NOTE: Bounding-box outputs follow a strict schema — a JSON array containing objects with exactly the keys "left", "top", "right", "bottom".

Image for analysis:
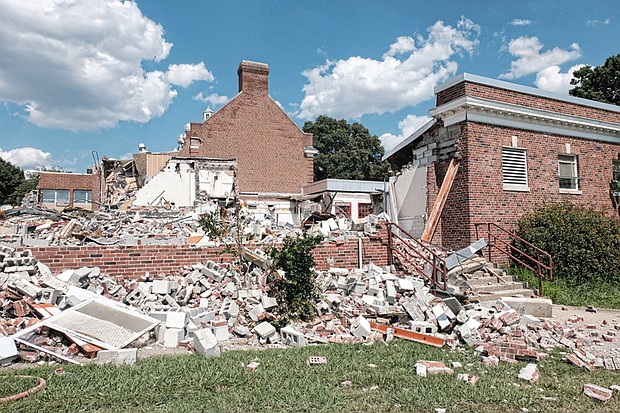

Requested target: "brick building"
[
  {"left": 38, "top": 169, "right": 102, "bottom": 211},
  {"left": 384, "top": 73, "right": 620, "bottom": 249},
  {"left": 178, "top": 60, "right": 315, "bottom": 195}
]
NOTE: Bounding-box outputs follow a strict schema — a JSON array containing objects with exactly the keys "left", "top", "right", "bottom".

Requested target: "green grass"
[
  {"left": 511, "top": 267, "right": 620, "bottom": 309},
  {"left": 1, "top": 342, "right": 619, "bottom": 412}
]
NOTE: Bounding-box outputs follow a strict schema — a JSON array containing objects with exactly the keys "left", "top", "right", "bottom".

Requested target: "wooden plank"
[
  {"left": 421, "top": 159, "right": 459, "bottom": 243},
  {"left": 369, "top": 322, "right": 444, "bottom": 348}
]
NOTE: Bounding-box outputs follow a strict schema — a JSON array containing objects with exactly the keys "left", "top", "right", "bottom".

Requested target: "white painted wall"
[{"left": 393, "top": 164, "right": 427, "bottom": 237}]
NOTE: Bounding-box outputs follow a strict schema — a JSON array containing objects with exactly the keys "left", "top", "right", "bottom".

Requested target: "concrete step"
[
  {"left": 467, "top": 275, "right": 515, "bottom": 286},
  {"left": 469, "top": 288, "right": 535, "bottom": 303},
  {"left": 468, "top": 281, "right": 528, "bottom": 293}
]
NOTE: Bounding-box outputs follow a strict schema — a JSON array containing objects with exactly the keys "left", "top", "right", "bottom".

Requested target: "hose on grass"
[{"left": 0, "top": 375, "right": 46, "bottom": 404}]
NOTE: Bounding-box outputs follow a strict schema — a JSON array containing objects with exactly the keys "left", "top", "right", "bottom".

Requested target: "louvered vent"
[{"left": 502, "top": 146, "right": 529, "bottom": 190}]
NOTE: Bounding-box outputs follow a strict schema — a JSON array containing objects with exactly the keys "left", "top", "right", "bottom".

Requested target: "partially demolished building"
[{"left": 384, "top": 73, "right": 620, "bottom": 249}]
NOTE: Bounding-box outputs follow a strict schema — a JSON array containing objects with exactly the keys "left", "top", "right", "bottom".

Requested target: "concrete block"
[
  {"left": 403, "top": 300, "right": 425, "bottom": 321},
  {"left": 152, "top": 280, "right": 173, "bottom": 295},
  {"left": 261, "top": 296, "right": 278, "bottom": 311},
  {"left": 518, "top": 363, "right": 539, "bottom": 383},
  {"left": 166, "top": 311, "right": 187, "bottom": 329},
  {"left": 519, "top": 314, "right": 541, "bottom": 328},
  {"left": 39, "top": 288, "right": 60, "bottom": 304},
  {"left": 351, "top": 315, "right": 371, "bottom": 338},
  {"left": 0, "top": 336, "right": 18, "bottom": 366},
  {"left": 280, "top": 326, "right": 308, "bottom": 347},
  {"left": 248, "top": 303, "right": 265, "bottom": 322},
  {"left": 220, "top": 298, "right": 239, "bottom": 320},
  {"left": 233, "top": 325, "right": 251, "bottom": 336},
  {"left": 501, "top": 297, "right": 553, "bottom": 318},
  {"left": 193, "top": 328, "right": 220, "bottom": 358},
  {"left": 164, "top": 328, "right": 185, "bottom": 348},
  {"left": 96, "top": 348, "right": 138, "bottom": 366},
  {"left": 254, "top": 321, "right": 276, "bottom": 338},
  {"left": 408, "top": 321, "right": 437, "bottom": 334},
  {"left": 443, "top": 297, "right": 463, "bottom": 316}
]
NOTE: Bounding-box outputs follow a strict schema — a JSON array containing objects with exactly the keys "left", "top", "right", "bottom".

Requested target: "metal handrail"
[
  {"left": 386, "top": 222, "right": 448, "bottom": 291},
  {"left": 474, "top": 222, "right": 553, "bottom": 294}
]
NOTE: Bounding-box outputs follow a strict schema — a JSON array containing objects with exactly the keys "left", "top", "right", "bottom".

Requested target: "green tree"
[
  {"left": 569, "top": 54, "right": 620, "bottom": 105},
  {"left": 0, "top": 158, "right": 26, "bottom": 205},
  {"left": 8, "top": 175, "right": 39, "bottom": 205},
  {"left": 303, "top": 116, "right": 390, "bottom": 181}
]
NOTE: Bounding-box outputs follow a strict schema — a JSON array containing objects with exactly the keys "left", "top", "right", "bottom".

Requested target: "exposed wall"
[
  {"left": 178, "top": 61, "right": 314, "bottom": 194},
  {"left": 22, "top": 225, "right": 390, "bottom": 279},
  {"left": 38, "top": 170, "right": 101, "bottom": 211}
]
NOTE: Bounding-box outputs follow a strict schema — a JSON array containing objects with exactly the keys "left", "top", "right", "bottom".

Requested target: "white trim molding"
[{"left": 430, "top": 96, "right": 620, "bottom": 144}]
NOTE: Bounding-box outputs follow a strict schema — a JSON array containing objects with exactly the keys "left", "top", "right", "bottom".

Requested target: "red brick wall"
[
  {"left": 437, "top": 81, "right": 620, "bottom": 124},
  {"left": 178, "top": 61, "right": 314, "bottom": 194},
  {"left": 38, "top": 170, "right": 101, "bottom": 209},
  {"left": 431, "top": 120, "right": 620, "bottom": 250},
  {"left": 22, "top": 226, "right": 389, "bottom": 279}
]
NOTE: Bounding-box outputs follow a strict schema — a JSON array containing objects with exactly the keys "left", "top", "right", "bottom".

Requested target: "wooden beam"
[
  {"left": 369, "top": 322, "right": 445, "bottom": 348},
  {"left": 421, "top": 158, "right": 459, "bottom": 243}
]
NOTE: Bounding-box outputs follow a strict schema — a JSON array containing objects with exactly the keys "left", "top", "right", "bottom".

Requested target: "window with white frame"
[
  {"left": 558, "top": 154, "right": 579, "bottom": 191},
  {"left": 41, "top": 189, "right": 70, "bottom": 205},
  {"left": 73, "top": 190, "right": 92, "bottom": 205},
  {"left": 502, "top": 146, "right": 529, "bottom": 191}
]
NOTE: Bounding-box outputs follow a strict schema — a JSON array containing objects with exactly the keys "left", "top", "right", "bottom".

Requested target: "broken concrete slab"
[{"left": 501, "top": 296, "right": 553, "bottom": 318}]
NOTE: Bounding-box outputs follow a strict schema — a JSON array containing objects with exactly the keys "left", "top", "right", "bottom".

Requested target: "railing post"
[
  {"left": 387, "top": 223, "right": 393, "bottom": 267},
  {"left": 487, "top": 223, "right": 492, "bottom": 264}
]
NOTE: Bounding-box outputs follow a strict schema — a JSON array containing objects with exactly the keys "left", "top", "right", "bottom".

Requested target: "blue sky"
[{"left": 0, "top": 0, "right": 618, "bottom": 172}]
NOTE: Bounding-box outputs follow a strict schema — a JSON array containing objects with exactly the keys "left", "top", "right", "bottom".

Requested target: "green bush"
[
  {"left": 198, "top": 210, "right": 227, "bottom": 240},
  {"left": 514, "top": 202, "right": 620, "bottom": 284},
  {"left": 267, "top": 234, "right": 323, "bottom": 325}
]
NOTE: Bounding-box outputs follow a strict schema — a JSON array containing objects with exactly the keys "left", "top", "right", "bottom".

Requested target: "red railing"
[
  {"left": 474, "top": 222, "right": 553, "bottom": 294},
  {"left": 386, "top": 222, "right": 448, "bottom": 291}
]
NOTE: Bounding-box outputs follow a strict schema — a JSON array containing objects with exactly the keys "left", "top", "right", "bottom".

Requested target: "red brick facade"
[
  {"left": 390, "top": 74, "right": 620, "bottom": 250},
  {"left": 178, "top": 61, "right": 314, "bottom": 194},
  {"left": 38, "top": 170, "right": 101, "bottom": 210},
  {"left": 21, "top": 225, "right": 389, "bottom": 279}
]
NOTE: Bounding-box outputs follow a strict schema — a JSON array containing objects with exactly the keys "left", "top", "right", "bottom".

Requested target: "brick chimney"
[{"left": 238, "top": 60, "right": 269, "bottom": 95}]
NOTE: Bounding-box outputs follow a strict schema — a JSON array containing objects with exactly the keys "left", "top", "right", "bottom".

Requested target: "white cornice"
[{"left": 430, "top": 96, "right": 620, "bottom": 143}]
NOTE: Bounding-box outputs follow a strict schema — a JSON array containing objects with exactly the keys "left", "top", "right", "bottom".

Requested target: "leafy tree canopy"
[
  {"left": 0, "top": 158, "right": 26, "bottom": 205},
  {"left": 303, "top": 116, "right": 390, "bottom": 181},
  {"left": 569, "top": 54, "right": 620, "bottom": 105}
]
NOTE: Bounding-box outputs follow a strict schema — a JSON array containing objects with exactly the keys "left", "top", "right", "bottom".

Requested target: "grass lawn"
[
  {"left": 511, "top": 267, "right": 620, "bottom": 309},
  {"left": 1, "top": 341, "right": 619, "bottom": 413}
]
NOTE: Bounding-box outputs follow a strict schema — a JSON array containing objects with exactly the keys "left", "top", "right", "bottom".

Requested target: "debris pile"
[{"left": 1, "top": 238, "right": 619, "bottom": 371}]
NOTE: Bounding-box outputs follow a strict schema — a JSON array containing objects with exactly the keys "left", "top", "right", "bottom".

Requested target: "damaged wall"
[
  {"left": 178, "top": 61, "right": 314, "bottom": 194},
  {"left": 18, "top": 226, "right": 389, "bottom": 278},
  {"left": 132, "top": 158, "right": 235, "bottom": 208},
  {"left": 38, "top": 170, "right": 102, "bottom": 211}
]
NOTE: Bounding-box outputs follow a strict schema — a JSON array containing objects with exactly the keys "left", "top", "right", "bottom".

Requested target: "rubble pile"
[
  {"left": 1, "top": 240, "right": 619, "bottom": 370},
  {"left": 0, "top": 206, "right": 374, "bottom": 248}
]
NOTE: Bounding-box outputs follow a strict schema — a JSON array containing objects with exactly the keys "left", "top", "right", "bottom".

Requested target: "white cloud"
[
  {"left": 500, "top": 36, "right": 581, "bottom": 79},
  {"left": 383, "top": 36, "right": 417, "bottom": 58},
  {"left": 0, "top": 147, "right": 52, "bottom": 170},
  {"left": 165, "top": 63, "right": 214, "bottom": 88},
  {"left": 298, "top": 17, "right": 480, "bottom": 120},
  {"left": 534, "top": 64, "right": 585, "bottom": 94},
  {"left": 586, "top": 18, "right": 610, "bottom": 27},
  {"left": 0, "top": 0, "right": 214, "bottom": 130},
  {"left": 510, "top": 19, "right": 532, "bottom": 26},
  {"left": 380, "top": 114, "right": 432, "bottom": 152},
  {"left": 193, "top": 92, "right": 229, "bottom": 107}
]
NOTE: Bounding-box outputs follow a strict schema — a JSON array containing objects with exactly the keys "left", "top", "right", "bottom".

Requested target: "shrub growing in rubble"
[
  {"left": 268, "top": 234, "right": 323, "bottom": 325},
  {"left": 198, "top": 210, "right": 227, "bottom": 240},
  {"left": 514, "top": 202, "right": 620, "bottom": 284}
]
